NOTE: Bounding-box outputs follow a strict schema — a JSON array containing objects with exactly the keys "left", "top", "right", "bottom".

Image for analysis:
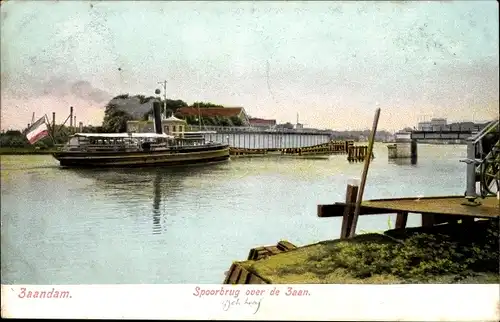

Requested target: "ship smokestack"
[{"left": 152, "top": 101, "right": 163, "bottom": 134}]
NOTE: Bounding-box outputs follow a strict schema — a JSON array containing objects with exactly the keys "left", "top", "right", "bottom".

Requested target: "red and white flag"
[{"left": 25, "top": 116, "right": 50, "bottom": 144}]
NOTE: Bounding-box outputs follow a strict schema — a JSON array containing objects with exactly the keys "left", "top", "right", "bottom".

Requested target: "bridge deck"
[{"left": 410, "top": 131, "right": 475, "bottom": 140}]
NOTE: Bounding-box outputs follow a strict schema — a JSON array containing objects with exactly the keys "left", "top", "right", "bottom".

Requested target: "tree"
[
  {"left": 0, "top": 130, "right": 29, "bottom": 147},
  {"left": 144, "top": 99, "right": 189, "bottom": 119},
  {"left": 276, "top": 122, "right": 294, "bottom": 129},
  {"left": 102, "top": 103, "right": 133, "bottom": 133},
  {"left": 192, "top": 101, "right": 224, "bottom": 108},
  {"left": 113, "top": 94, "right": 130, "bottom": 100},
  {"left": 230, "top": 116, "right": 243, "bottom": 126}
]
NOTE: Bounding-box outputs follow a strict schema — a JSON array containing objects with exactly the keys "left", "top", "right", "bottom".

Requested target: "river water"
[{"left": 1, "top": 143, "right": 469, "bottom": 284}]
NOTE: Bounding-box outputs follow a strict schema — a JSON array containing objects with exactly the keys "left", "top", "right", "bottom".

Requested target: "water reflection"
[
  {"left": 388, "top": 158, "right": 418, "bottom": 166},
  {"left": 152, "top": 171, "right": 163, "bottom": 234},
  {"left": 64, "top": 164, "right": 227, "bottom": 235}
]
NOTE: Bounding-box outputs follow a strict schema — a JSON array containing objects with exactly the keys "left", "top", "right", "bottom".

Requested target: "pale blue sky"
[{"left": 1, "top": 0, "right": 498, "bottom": 131}]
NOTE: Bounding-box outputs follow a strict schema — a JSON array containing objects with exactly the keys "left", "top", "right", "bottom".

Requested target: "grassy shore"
[
  {"left": 240, "top": 218, "right": 500, "bottom": 284},
  {"left": 0, "top": 147, "right": 59, "bottom": 155}
]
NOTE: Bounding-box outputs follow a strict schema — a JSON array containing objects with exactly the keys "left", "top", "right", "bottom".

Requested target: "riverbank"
[
  {"left": 0, "top": 148, "right": 58, "bottom": 155},
  {"left": 228, "top": 218, "right": 500, "bottom": 284}
]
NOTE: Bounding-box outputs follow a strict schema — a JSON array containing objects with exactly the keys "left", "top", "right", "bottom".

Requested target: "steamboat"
[{"left": 52, "top": 102, "right": 230, "bottom": 168}]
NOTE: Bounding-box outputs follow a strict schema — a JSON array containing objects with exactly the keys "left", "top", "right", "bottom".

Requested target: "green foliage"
[
  {"left": 105, "top": 95, "right": 241, "bottom": 128},
  {"left": 135, "top": 95, "right": 156, "bottom": 104},
  {"left": 230, "top": 116, "right": 243, "bottom": 126},
  {"left": 192, "top": 101, "right": 224, "bottom": 108},
  {"left": 277, "top": 122, "right": 295, "bottom": 129},
  {"left": 0, "top": 124, "right": 106, "bottom": 149},
  {"left": 144, "top": 99, "right": 189, "bottom": 119},
  {"left": 276, "top": 219, "right": 499, "bottom": 283},
  {"left": 0, "top": 130, "right": 30, "bottom": 148},
  {"left": 113, "top": 94, "right": 130, "bottom": 99},
  {"left": 102, "top": 103, "right": 133, "bottom": 133}
]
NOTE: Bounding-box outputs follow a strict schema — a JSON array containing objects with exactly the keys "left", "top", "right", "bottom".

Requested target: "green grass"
[{"left": 240, "top": 219, "right": 500, "bottom": 284}]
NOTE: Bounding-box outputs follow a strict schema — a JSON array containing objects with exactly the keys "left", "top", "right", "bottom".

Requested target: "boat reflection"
[
  {"left": 152, "top": 171, "right": 163, "bottom": 234},
  {"left": 64, "top": 163, "right": 228, "bottom": 235}
]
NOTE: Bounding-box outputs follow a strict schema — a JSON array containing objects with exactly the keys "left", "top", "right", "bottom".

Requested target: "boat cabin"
[
  {"left": 62, "top": 131, "right": 221, "bottom": 153},
  {"left": 63, "top": 133, "right": 175, "bottom": 152}
]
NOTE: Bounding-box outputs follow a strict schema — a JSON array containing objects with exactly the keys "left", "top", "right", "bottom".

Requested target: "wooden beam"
[
  {"left": 317, "top": 203, "right": 394, "bottom": 217},
  {"left": 461, "top": 217, "right": 475, "bottom": 225}
]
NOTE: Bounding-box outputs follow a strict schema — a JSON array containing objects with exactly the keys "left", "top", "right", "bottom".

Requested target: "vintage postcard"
[{"left": 1, "top": 0, "right": 499, "bottom": 320}]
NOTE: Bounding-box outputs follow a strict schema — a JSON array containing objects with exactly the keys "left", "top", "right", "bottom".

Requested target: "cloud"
[
  {"left": 70, "top": 80, "right": 112, "bottom": 103},
  {"left": 3, "top": 75, "right": 112, "bottom": 105},
  {"left": 108, "top": 97, "right": 154, "bottom": 119}
]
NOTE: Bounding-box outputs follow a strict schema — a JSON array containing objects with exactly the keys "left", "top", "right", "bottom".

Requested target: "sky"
[{"left": 1, "top": 0, "right": 499, "bottom": 131}]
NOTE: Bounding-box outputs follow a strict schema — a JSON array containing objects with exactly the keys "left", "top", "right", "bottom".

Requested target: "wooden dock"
[
  {"left": 318, "top": 194, "right": 499, "bottom": 238},
  {"left": 229, "top": 140, "right": 357, "bottom": 158},
  {"left": 223, "top": 191, "right": 499, "bottom": 284},
  {"left": 347, "top": 145, "right": 374, "bottom": 162}
]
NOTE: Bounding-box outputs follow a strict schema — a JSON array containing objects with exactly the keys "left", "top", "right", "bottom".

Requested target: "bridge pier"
[
  {"left": 387, "top": 132, "right": 417, "bottom": 164},
  {"left": 411, "top": 139, "right": 418, "bottom": 164}
]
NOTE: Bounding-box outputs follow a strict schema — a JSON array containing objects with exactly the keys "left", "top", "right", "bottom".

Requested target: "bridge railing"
[
  {"left": 187, "top": 125, "right": 334, "bottom": 135},
  {"left": 462, "top": 119, "right": 499, "bottom": 203},
  {"left": 414, "top": 125, "right": 484, "bottom": 133}
]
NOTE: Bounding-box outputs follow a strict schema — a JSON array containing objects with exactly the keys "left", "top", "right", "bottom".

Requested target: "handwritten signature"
[{"left": 222, "top": 297, "right": 263, "bottom": 314}]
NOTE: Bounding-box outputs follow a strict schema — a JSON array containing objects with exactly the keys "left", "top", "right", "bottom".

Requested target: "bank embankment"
[
  {"left": 232, "top": 218, "right": 499, "bottom": 284},
  {"left": 0, "top": 148, "right": 58, "bottom": 155}
]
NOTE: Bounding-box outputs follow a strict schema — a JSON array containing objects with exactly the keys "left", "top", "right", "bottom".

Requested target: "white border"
[{"left": 1, "top": 284, "right": 499, "bottom": 320}]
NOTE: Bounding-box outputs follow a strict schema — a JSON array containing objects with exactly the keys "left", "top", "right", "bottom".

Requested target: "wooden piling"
[
  {"left": 395, "top": 211, "right": 408, "bottom": 229},
  {"left": 51, "top": 112, "right": 56, "bottom": 136},
  {"left": 69, "top": 106, "right": 74, "bottom": 130},
  {"left": 340, "top": 183, "right": 359, "bottom": 239},
  {"left": 348, "top": 108, "right": 381, "bottom": 238}
]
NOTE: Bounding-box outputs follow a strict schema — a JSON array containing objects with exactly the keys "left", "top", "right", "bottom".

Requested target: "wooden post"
[
  {"left": 340, "top": 183, "right": 359, "bottom": 239},
  {"left": 69, "top": 106, "right": 74, "bottom": 129},
  {"left": 395, "top": 211, "right": 408, "bottom": 229},
  {"left": 52, "top": 112, "right": 56, "bottom": 136},
  {"left": 421, "top": 213, "right": 436, "bottom": 227},
  {"left": 411, "top": 139, "right": 418, "bottom": 165},
  {"left": 348, "top": 108, "right": 381, "bottom": 238}
]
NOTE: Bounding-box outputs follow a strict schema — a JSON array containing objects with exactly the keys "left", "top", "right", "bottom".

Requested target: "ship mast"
[{"left": 157, "top": 80, "right": 167, "bottom": 118}]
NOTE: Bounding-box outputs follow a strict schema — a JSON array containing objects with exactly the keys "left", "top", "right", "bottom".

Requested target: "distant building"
[
  {"left": 417, "top": 118, "right": 447, "bottom": 131},
  {"left": 127, "top": 116, "right": 187, "bottom": 136},
  {"left": 176, "top": 106, "right": 250, "bottom": 126},
  {"left": 417, "top": 121, "right": 432, "bottom": 131},
  {"left": 430, "top": 118, "right": 447, "bottom": 131},
  {"left": 249, "top": 118, "right": 277, "bottom": 129},
  {"left": 295, "top": 123, "right": 304, "bottom": 130}
]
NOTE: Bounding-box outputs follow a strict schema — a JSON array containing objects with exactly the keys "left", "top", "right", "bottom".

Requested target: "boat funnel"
[{"left": 152, "top": 101, "right": 163, "bottom": 134}]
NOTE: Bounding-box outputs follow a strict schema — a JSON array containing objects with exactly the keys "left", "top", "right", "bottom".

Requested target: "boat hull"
[{"left": 52, "top": 145, "right": 230, "bottom": 168}]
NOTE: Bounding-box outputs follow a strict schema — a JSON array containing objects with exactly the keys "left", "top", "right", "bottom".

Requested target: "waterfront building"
[{"left": 176, "top": 106, "right": 250, "bottom": 126}]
